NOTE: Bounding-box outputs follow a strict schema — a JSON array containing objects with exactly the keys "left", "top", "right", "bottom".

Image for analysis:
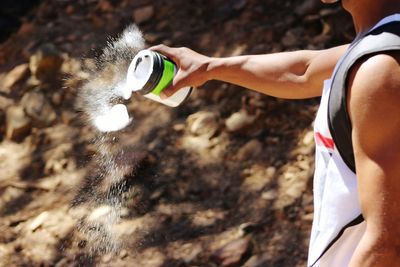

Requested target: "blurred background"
[{"left": 0, "top": 0, "right": 353, "bottom": 266}]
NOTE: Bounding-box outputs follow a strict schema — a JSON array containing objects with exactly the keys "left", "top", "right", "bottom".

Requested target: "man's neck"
[{"left": 345, "top": 1, "right": 400, "bottom": 34}]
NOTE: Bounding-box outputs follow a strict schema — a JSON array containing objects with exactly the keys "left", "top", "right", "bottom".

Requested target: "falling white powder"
[
  {"left": 114, "top": 80, "right": 133, "bottom": 100},
  {"left": 94, "top": 104, "right": 131, "bottom": 132}
]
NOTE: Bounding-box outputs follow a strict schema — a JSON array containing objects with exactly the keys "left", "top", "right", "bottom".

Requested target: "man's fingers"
[
  {"left": 149, "top": 44, "right": 178, "bottom": 63},
  {"left": 160, "top": 85, "right": 175, "bottom": 99},
  {"left": 160, "top": 74, "right": 186, "bottom": 99}
]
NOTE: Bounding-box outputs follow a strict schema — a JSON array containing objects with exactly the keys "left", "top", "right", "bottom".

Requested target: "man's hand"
[{"left": 149, "top": 45, "right": 211, "bottom": 98}]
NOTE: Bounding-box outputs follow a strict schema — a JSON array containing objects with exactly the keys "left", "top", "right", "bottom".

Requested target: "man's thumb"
[{"left": 160, "top": 73, "right": 186, "bottom": 99}]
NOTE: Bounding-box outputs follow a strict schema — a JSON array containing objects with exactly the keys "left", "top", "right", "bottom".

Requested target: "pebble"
[
  {"left": 281, "top": 31, "right": 298, "bottom": 47},
  {"left": 302, "top": 130, "right": 314, "bottom": 146},
  {"left": 28, "top": 211, "right": 50, "bottom": 232},
  {"left": 242, "top": 253, "right": 271, "bottom": 267},
  {"left": 101, "top": 253, "right": 113, "bottom": 263},
  {"left": 187, "top": 111, "right": 219, "bottom": 138},
  {"left": 261, "top": 189, "right": 278, "bottom": 200},
  {"left": 119, "top": 249, "right": 128, "bottom": 259},
  {"left": 236, "top": 139, "right": 263, "bottom": 161},
  {"left": 21, "top": 90, "right": 56, "bottom": 128},
  {"left": 233, "top": 0, "right": 247, "bottom": 10},
  {"left": 96, "top": 0, "right": 113, "bottom": 13},
  {"left": 1, "top": 64, "right": 29, "bottom": 93},
  {"left": 225, "top": 109, "right": 256, "bottom": 132},
  {"left": 133, "top": 5, "right": 154, "bottom": 24},
  {"left": 302, "top": 212, "right": 314, "bottom": 222},
  {"left": 6, "top": 105, "right": 31, "bottom": 141},
  {"left": 29, "top": 43, "right": 63, "bottom": 82},
  {"left": 211, "top": 237, "right": 252, "bottom": 267}
]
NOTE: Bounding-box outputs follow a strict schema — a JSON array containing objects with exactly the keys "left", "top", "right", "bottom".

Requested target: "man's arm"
[
  {"left": 348, "top": 51, "right": 400, "bottom": 267},
  {"left": 151, "top": 44, "right": 348, "bottom": 99}
]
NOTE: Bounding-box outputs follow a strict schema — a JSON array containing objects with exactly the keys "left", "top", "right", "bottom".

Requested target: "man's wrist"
[{"left": 204, "top": 56, "right": 219, "bottom": 81}]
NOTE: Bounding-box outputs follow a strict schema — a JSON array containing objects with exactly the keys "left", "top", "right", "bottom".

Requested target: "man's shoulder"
[
  {"left": 348, "top": 50, "right": 400, "bottom": 98},
  {"left": 347, "top": 50, "right": 400, "bottom": 156}
]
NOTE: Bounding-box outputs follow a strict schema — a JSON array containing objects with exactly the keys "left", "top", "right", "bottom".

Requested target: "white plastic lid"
[{"left": 124, "top": 50, "right": 155, "bottom": 99}]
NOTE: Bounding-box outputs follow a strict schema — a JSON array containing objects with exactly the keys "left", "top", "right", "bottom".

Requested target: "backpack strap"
[
  {"left": 328, "top": 21, "right": 400, "bottom": 173},
  {"left": 309, "top": 22, "right": 400, "bottom": 267}
]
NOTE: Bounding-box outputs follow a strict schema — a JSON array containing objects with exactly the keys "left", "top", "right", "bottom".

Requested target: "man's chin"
[{"left": 321, "top": 0, "right": 340, "bottom": 3}]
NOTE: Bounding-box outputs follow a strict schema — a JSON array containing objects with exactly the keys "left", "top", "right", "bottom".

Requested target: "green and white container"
[{"left": 126, "top": 49, "right": 192, "bottom": 107}]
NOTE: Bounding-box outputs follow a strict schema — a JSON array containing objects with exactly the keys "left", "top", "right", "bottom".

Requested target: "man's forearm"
[
  {"left": 206, "top": 51, "right": 321, "bottom": 99},
  {"left": 204, "top": 45, "right": 349, "bottom": 99}
]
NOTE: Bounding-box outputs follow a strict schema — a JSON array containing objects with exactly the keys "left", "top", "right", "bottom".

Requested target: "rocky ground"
[{"left": 0, "top": 0, "right": 353, "bottom": 266}]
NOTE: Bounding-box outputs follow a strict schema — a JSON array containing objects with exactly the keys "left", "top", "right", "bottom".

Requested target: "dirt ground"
[{"left": 0, "top": 0, "right": 354, "bottom": 266}]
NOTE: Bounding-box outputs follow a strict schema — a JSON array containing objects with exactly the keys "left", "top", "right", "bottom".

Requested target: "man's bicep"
[
  {"left": 347, "top": 52, "right": 400, "bottom": 265},
  {"left": 305, "top": 44, "right": 349, "bottom": 91}
]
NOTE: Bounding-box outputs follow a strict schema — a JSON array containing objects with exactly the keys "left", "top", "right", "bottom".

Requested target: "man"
[{"left": 151, "top": 0, "right": 400, "bottom": 266}]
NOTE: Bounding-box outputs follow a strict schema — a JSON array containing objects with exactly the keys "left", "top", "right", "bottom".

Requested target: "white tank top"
[{"left": 308, "top": 13, "right": 400, "bottom": 267}]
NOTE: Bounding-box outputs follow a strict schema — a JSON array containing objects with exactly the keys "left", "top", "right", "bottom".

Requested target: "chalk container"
[{"left": 126, "top": 49, "right": 192, "bottom": 107}]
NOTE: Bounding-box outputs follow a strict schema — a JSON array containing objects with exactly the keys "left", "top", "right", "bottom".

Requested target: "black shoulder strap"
[
  {"left": 328, "top": 21, "right": 400, "bottom": 173},
  {"left": 309, "top": 21, "right": 400, "bottom": 267}
]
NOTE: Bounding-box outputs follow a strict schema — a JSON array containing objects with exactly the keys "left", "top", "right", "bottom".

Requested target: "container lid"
[{"left": 126, "top": 49, "right": 163, "bottom": 96}]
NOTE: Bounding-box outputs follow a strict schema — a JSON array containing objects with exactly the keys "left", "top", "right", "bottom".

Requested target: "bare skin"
[
  {"left": 347, "top": 51, "right": 400, "bottom": 267},
  {"left": 151, "top": 0, "right": 400, "bottom": 266},
  {"left": 151, "top": 45, "right": 348, "bottom": 99}
]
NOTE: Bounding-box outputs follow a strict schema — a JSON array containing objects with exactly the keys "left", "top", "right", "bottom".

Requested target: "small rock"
[
  {"left": 102, "top": 253, "right": 113, "bottom": 263},
  {"left": 51, "top": 92, "right": 62, "bottom": 105},
  {"left": 61, "top": 111, "right": 75, "bottom": 125},
  {"left": 187, "top": 111, "right": 219, "bottom": 138},
  {"left": 60, "top": 56, "right": 82, "bottom": 75},
  {"left": 233, "top": 0, "right": 247, "bottom": 10},
  {"left": 55, "top": 258, "right": 69, "bottom": 267},
  {"left": 90, "top": 14, "right": 104, "bottom": 28},
  {"left": 239, "top": 222, "right": 259, "bottom": 236},
  {"left": 43, "top": 143, "right": 73, "bottom": 174},
  {"left": 29, "top": 43, "right": 63, "bottom": 83},
  {"left": 261, "top": 189, "right": 277, "bottom": 200},
  {"left": 211, "top": 237, "right": 252, "bottom": 267},
  {"left": 172, "top": 123, "right": 185, "bottom": 132},
  {"left": 6, "top": 105, "right": 31, "bottom": 141},
  {"left": 21, "top": 90, "right": 56, "bottom": 128},
  {"left": 302, "top": 130, "right": 314, "bottom": 146},
  {"left": 182, "top": 244, "right": 203, "bottom": 264},
  {"left": 242, "top": 253, "right": 271, "bottom": 267},
  {"left": 28, "top": 211, "right": 50, "bottom": 232},
  {"left": 96, "top": 0, "right": 113, "bottom": 13},
  {"left": 0, "top": 95, "right": 14, "bottom": 110},
  {"left": 144, "top": 33, "right": 161, "bottom": 43},
  {"left": 242, "top": 166, "right": 276, "bottom": 192},
  {"left": 302, "top": 212, "right": 314, "bottom": 221},
  {"left": 65, "top": 5, "right": 74, "bottom": 15},
  {"left": 25, "top": 76, "right": 41, "bottom": 90},
  {"left": 119, "top": 249, "right": 128, "bottom": 259},
  {"left": 236, "top": 139, "right": 263, "bottom": 161},
  {"left": 225, "top": 109, "right": 256, "bottom": 132},
  {"left": 37, "top": 176, "right": 61, "bottom": 191},
  {"left": 133, "top": 5, "right": 154, "bottom": 24},
  {"left": 295, "top": 0, "right": 323, "bottom": 16},
  {"left": 274, "top": 166, "right": 309, "bottom": 210},
  {"left": 281, "top": 31, "right": 298, "bottom": 47},
  {"left": 1, "top": 64, "right": 29, "bottom": 93},
  {"left": 18, "top": 22, "right": 34, "bottom": 35}
]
